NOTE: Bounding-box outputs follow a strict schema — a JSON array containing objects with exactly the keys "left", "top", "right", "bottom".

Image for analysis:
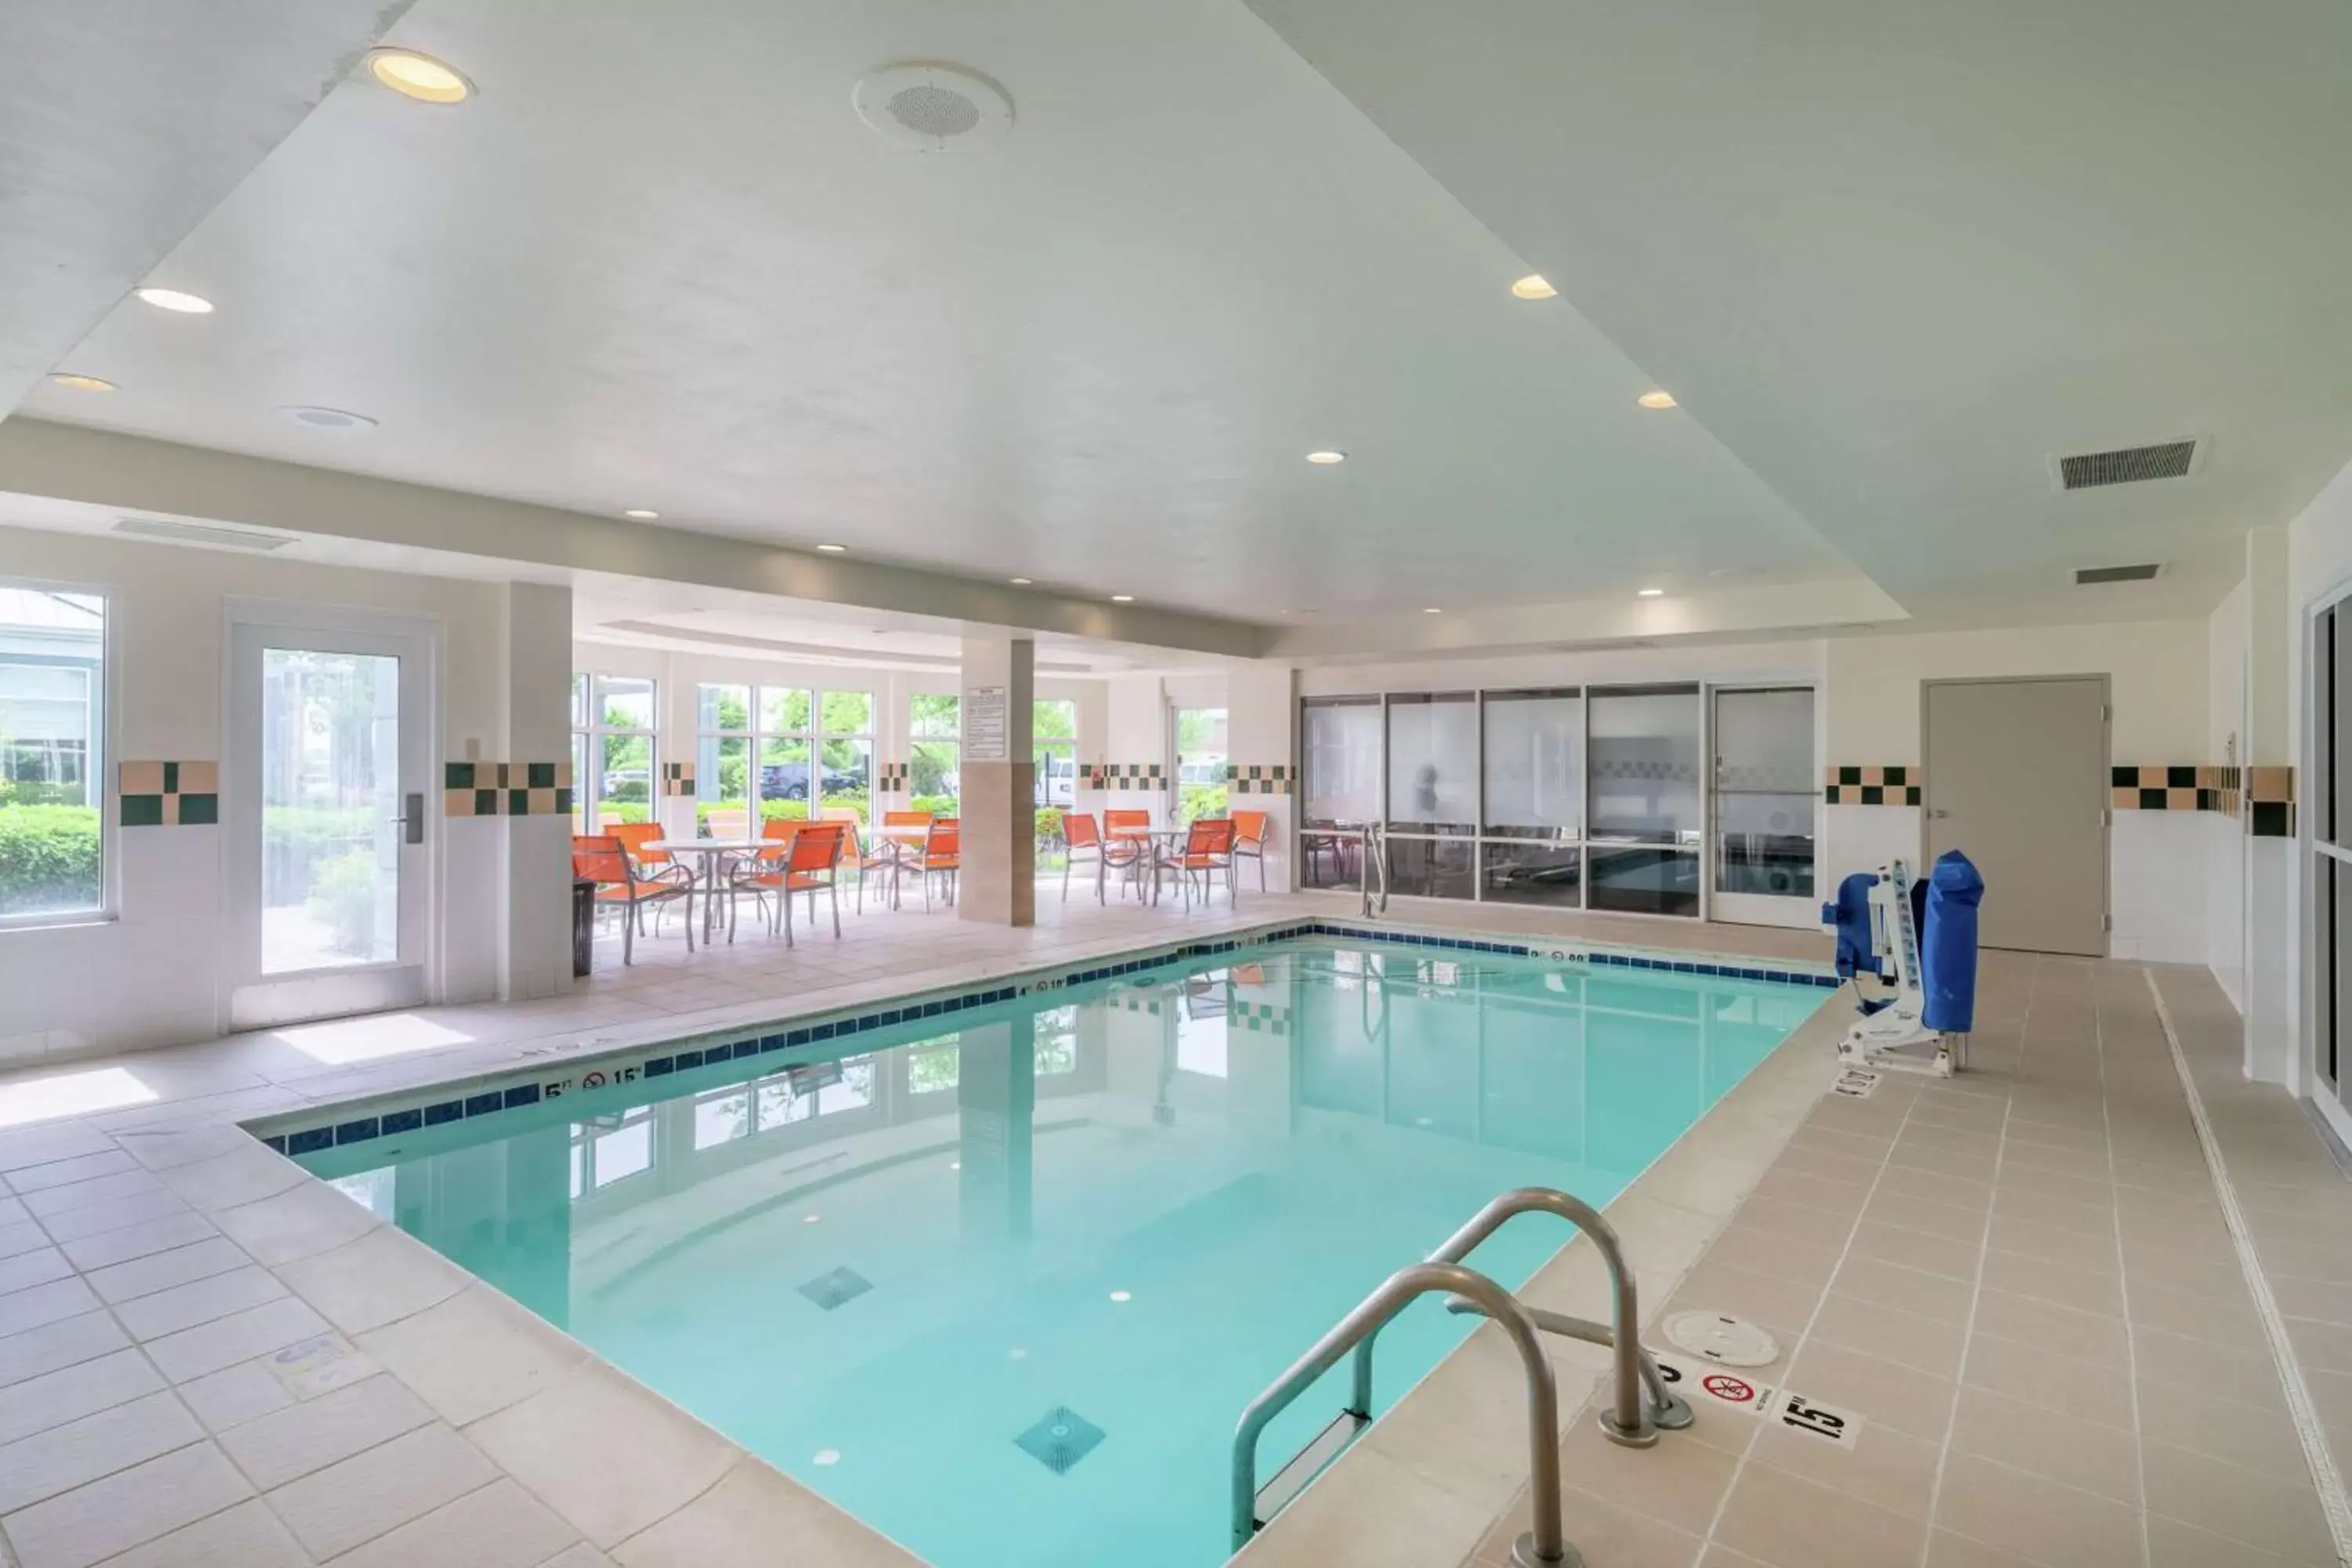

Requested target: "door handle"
[
  {"left": 389, "top": 793, "right": 426, "bottom": 845},
  {"left": 1928, "top": 808, "right": 1950, "bottom": 819}
]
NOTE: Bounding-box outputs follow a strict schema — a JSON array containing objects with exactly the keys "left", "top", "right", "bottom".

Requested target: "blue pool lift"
[{"left": 1820, "top": 851, "right": 1982, "bottom": 1078}]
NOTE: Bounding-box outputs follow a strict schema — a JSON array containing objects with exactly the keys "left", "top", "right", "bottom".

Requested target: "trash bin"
[{"left": 572, "top": 877, "right": 596, "bottom": 977}]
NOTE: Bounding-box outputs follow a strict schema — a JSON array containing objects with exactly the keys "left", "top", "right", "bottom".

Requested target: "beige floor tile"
[
  {"left": 1744, "top": 1410, "right": 1939, "bottom": 1519},
  {"left": 0, "top": 1278, "right": 100, "bottom": 1340},
  {"left": 1947, "top": 1385, "right": 2137, "bottom": 1504},
  {"left": 263, "top": 1421, "right": 498, "bottom": 1559},
  {"left": 54, "top": 1214, "right": 217, "bottom": 1273},
  {"left": 2145, "top": 1513, "right": 2319, "bottom": 1568},
  {"left": 0, "top": 1314, "right": 128, "bottom": 1392},
  {"left": 465, "top": 1363, "right": 737, "bottom": 1550},
  {"left": 1711, "top": 1461, "right": 1926, "bottom": 1568},
  {"left": 85, "top": 1497, "right": 304, "bottom": 1567},
  {"left": 1922, "top": 1526, "right": 2050, "bottom": 1566},
  {"left": 2283, "top": 1314, "right": 2352, "bottom": 1376},
  {"left": 1959, "top": 1331, "right": 2136, "bottom": 1429},
  {"left": 1877, "top": 1164, "right": 1993, "bottom": 1212},
  {"left": 1704, "top": 1221, "right": 1844, "bottom": 1291},
  {"left": 0, "top": 1350, "right": 162, "bottom": 1449},
  {"left": 1808, "top": 1290, "right": 1969, "bottom": 1379},
  {"left": 1970, "top": 1287, "right": 2132, "bottom": 1368},
  {"left": 1845, "top": 1221, "right": 1980, "bottom": 1283},
  {"left": 1978, "top": 1245, "right": 2123, "bottom": 1316},
  {"left": 1780, "top": 1340, "right": 1955, "bottom": 1442},
  {"left": 1999, "top": 1142, "right": 2115, "bottom": 1183},
  {"left": 2140, "top": 1439, "right": 2338, "bottom": 1566},
  {"left": 1546, "top": 1416, "right": 1740, "bottom": 1534},
  {"left": 1747, "top": 1169, "right": 1872, "bottom": 1219},
  {"left": 215, "top": 1373, "right": 433, "bottom": 1490},
  {"left": 0, "top": 1392, "right": 203, "bottom": 1514},
  {"left": 111, "top": 1266, "right": 287, "bottom": 1343},
  {"left": 1733, "top": 1192, "right": 1862, "bottom": 1252},
  {"left": 1768, "top": 1147, "right": 1883, "bottom": 1192},
  {"left": 275, "top": 1225, "right": 470, "bottom": 1337},
  {"left": 1787, "top": 1126, "right": 1893, "bottom": 1165},
  {"left": 1827, "top": 1254, "right": 1976, "bottom": 1327},
  {"left": 1931, "top": 1450, "right": 2139, "bottom": 1568},
  {"left": 2255, "top": 1237, "right": 2352, "bottom": 1284},
  {"left": 81, "top": 1238, "right": 249, "bottom": 1306},
  {"left": 2270, "top": 1274, "right": 2352, "bottom": 1327},
  {"left": 2125, "top": 1277, "right": 2265, "bottom": 1346},
  {"left": 141, "top": 1296, "right": 327, "bottom": 1384},
  {"left": 1987, "top": 1189, "right": 2116, "bottom": 1240},
  {"left": 1887, "top": 1142, "right": 1999, "bottom": 1185},
  {"left": 0, "top": 1443, "right": 252, "bottom": 1568},
  {"left": 2133, "top": 1374, "right": 2307, "bottom": 1474},
  {"left": 328, "top": 1478, "right": 579, "bottom": 1568},
  {"left": 173, "top": 1358, "right": 296, "bottom": 1432},
  {"left": 1861, "top": 1189, "right": 1986, "bottom": 1245},
  {"left": 353, "top": 1286, "right": 587, "bottom": 1428}
]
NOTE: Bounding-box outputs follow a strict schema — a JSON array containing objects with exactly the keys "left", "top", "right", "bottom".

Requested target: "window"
[
  {"left": 910, "top": 693, "right": 959, "bottom": 812},
  {"left": 2315, "top": 602, "right": 2350, "bottom": 1107},
  {"left": 1174, "top": 705, "right": 1229, "bottom": 822},
  {"left": 574, "top": 674, "right": 656, "bottom": 831},
  {"left": 1712, "top": 688, "right": 1817, "bottom": 898},
  {"left": 1035, "top": 1004, "right": 1079, "bottom": 1075},
  {"left": 0, "top": 587, "right": 106, "bottom": 921},
  {"left": 1034, "top": 699, "right": 1076, "bottom": 808},
  {"left": 909, "top": 1033, "right": 961, "bottom": 1093},
  {"left": 1299, "top": 697, "right": 1381, "bottom": 891},
  {"left": 695, "top": 684, "right": 753, "bottom": 835},
  {"left": 1482, "top": 688, "right": 1582, "bottom": 907},
  {"left": 819, "top": 691, "right": 874, "bottom": 823},
  {"left": 568, "top": 1105, "right": 655, "bottom": 1196},
  {"left": 1385, "top": 694, "right": 1475, "bottom": 898},
  {"left": 690, "top": 684, "right": 874, "bottom": 833}
]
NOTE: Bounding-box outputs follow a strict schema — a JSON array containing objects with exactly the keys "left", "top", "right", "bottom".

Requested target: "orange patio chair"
[
  {"left": 1231, "top": 809, "right": 1271, "bottom": 891},
  {"left": 573, "top": 834, "right": 692, "bottom": 964},
  {"left": 1171, "top": 817, "right": 1237, "bottom": 909},
  {"left": 918, "top": 817, "right": 960, "bottom": 910}
]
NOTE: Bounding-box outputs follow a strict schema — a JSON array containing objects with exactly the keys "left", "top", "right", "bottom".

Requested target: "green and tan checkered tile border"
[
  {"left": 1229, "top": 999, "right": 1290, "bottom": 1034},
  {"left": 1090, "top": 763, "right": 1169, "bottom": 791},
  {"left": 1225, "top": 764, "right": 1294, "bottom": 796},
  {"left": 445, "top": 761, "right": 573, "bottom": 818},
  {"left": 1824, "top": 766, "right": 1920, "bottom": 807},
  {"left": 118, "top": 761, "right": 217, "bottom": 826},
  {"left": 878, "top": 762, "right": 910, "bottom": 791},
  {"left": 2100, "top": 765, "right": 2295, "bottom": 836},
  {"left": 660, "top": 761, "right": 695, "bottom": 799}
]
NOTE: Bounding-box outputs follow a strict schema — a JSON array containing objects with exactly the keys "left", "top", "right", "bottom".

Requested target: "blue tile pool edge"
[{"left": 248, "top": 920, "right": 1839, "bottom": 1157}]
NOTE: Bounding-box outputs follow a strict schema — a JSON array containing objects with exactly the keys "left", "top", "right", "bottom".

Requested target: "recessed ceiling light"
[
  {"left": 133, "top": 288, "right": 212, "bottom": 315},
  {"left": 1305, "top": 450, "right": 1347, "bottom": 465},
  {"left": 367, "top": 48, "right": 472, "bottom": 104},
  {"left": 1637, "top": 587, "right": 1665, "bottom": 597},
  {"left": 1111, "top": 594, "right": 1134, "bottom": 603},
  {"left": 813, "top": 1449, "right": 842, "bottom": 1467},
  {"left": 277, "top": 405, "right": 376, "bottom": 431},
  {"left": 1109, "top": 1290, "right": 1132, "bottom": 1303},
  {"left": 1008, "top": 577, "right": 1033, "bottom": 586},
  {"left": 816, "top": 543, "right": 848, "bottom": 554},
  {"left": 1511, "top": 274, "right": 1557, "bottom": 300},
  {"left": 622, "top": 508, "right": 659, "bottom": 521},
  {"left": 1423, "top": 607, "right": 1443, "bottom": 615},
  {"left": 1635, "top": 390, "right": 1679, "bottom": 411},
  {"left": 47, "top": 374, "right": 116, "bottom": 393},
  {"left": 801, "top": 1214, "right": 822, "bottom": 1224}
]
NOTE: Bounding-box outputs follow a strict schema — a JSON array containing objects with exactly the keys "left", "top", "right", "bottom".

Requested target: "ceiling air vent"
[
  {"left": 2053, "top": 438, "right": 2203, "bottom": 492},
  {"left": 112, "top": 517, "right": 296, "bottom": 552},
  {"left": 2074, "top": 563, "right": 2163, "bottom": 586}
]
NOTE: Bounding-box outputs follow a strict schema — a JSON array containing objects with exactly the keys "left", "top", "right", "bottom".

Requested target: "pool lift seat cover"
[{"left": 1821, "top": 853, "right": 1980, "bottom": 1079}]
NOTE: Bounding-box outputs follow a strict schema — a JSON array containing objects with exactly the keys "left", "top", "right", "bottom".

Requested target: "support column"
[
  {"left": 2246, "top": 525, "right": 2294, "bottom": 1084},
  {"left": 959, "top": 635, "right": 1035, "bottom": 925},
  {"left": 498, "top": 582, "right": 575, "bottom": 1000}
]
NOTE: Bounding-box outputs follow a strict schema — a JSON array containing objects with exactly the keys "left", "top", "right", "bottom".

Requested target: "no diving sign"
[{"left": 1650, "top": 1350, "right": 1863, "bottom": 1451}]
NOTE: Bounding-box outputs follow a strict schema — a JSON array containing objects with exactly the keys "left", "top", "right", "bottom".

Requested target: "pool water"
[{"left": 296, "top": 939, "right": 1822, "bottom": 1568}]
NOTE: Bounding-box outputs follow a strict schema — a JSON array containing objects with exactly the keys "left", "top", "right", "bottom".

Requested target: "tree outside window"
[
  {"left": 909, "top": 693, "right": 959, "bottom": 815},
  {"left": 1174, "top": 706, "right": 1229, "bottom": 822},
  {"left": 0, "top": 587, "right": 105, "bottom": 920}
]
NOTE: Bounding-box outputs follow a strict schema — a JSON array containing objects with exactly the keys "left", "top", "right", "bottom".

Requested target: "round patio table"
[{"left": 644, "top": 838, "right": 767, "bottom": 942}]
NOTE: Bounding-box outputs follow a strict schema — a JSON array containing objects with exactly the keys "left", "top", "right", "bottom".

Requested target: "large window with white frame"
[
  {"left": 573, "top": 673, "right": 657, "bottom": 832},
  {"left": 1298, "top": 683, "right": 1809, "bottom": 920},
  {"left": 909, "top": 693, "right": 959, "bottom": 812},
  {"left": 695, "top": 684, "right": 876, "bottom": 832},
  {"left": 0, "top": 586, "right": 106, "bottom": 921}
]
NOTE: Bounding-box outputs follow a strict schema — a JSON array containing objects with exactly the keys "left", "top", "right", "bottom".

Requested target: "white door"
[{"left": 225, "top": 612, "right": 434, "bottom": 1029}]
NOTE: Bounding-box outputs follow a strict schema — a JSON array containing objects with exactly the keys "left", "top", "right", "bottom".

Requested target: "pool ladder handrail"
[
  {"left": 1359, "top": 821, "right": 1387, "bottom": 918},
  {"left": 1231, "top": 1186, "right": 1691, "bottom": 1566}
]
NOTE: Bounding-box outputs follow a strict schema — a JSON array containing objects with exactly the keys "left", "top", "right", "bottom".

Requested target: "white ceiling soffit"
[
  {"left": 0, "top": 0, "right": 412, "bottom": 413},
  {"left": 1243, "top": 0, "right": 2352, "bottom": 621},
  {"left": 16, "top": 0, "right": 1856, "bottom": 624},
  {"left": 0, "top": 419, "right": 1266, "bottom": 658}
]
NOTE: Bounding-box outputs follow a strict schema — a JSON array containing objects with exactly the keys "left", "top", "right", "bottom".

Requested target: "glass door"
[
  {"left": 1711, "top": 686, "right": 1820, "bottom": 927},
  {"left": 227, "top": 614, "right": 434, "bottom": 1029},
  {"left": 1586, "top": 684, "right": 1703, "bottom": 916},
  {"left": 2314, "top": 601, "right": 2350, "bottom": 1128}
]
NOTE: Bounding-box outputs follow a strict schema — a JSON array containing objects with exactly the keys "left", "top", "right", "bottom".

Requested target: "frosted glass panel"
[
  {"left": 261, "top": 648, "right": 400, "bottom": 972},
  {"left": 1483, "top": 689, "right": 1581, "bottom": 839},
  {"left": 1588, "top": 687, "right": 1701, "bottom": 845},
  {"left": 1714, "top": 687, "right": 1816, "bottom": 898},
  {"left": 1302, "top": 700, "right": 1381, "bottom": 826},
  {"left": 1387, "top": 695, "right": 1476, "bottom": 832}
]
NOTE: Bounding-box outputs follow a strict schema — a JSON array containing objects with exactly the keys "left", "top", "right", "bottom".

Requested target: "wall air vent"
[
  {"left": 112, "top": 517, "right": 296, "bottom": 552},
  {"left": 2074, "top": 563, "right": 2163, "bottom": 586},
  {"left": 2053, "top": 438, "right": 2203, "bottom": 491}
]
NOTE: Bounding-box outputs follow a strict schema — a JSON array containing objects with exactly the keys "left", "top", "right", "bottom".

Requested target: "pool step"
[{"left": 1252, "top": 1409, "right": 1370, "bottom": 1531}]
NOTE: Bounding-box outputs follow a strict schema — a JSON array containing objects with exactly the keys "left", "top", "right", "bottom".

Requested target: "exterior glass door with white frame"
[
  {"left": 2311, "top": 599, "right": 2352, "bottom": 1137},
  {"left": 227, "top": 615, "right": 434, "bottom": 1029}
]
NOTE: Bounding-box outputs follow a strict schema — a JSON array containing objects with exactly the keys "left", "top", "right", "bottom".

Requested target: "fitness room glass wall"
[{"left": 1298, "top": 684, "right": 1817, "bottom": 922}]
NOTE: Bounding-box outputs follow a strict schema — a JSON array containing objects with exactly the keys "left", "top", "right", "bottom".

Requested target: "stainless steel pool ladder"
[
  {"left": 1230, "top": 1186, "right": 1689, "bottom": 1567},
  {"left": 1359, "top": 821, "right": 1388, "bottom": 918}
]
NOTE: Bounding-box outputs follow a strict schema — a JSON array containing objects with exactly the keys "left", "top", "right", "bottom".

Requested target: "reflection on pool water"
[{"left": 298, "top": 939, "right": 1823, "bottom": 1568}]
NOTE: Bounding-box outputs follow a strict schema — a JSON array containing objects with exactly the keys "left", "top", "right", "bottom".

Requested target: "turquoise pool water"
[{"left": 296, "top": 938, "right": 1821, "bottom": 1568}]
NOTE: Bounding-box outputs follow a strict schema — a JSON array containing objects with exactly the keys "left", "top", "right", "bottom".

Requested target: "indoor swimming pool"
[{"left": 289, "top": 937, "right": 1825, "bottom": 1568}]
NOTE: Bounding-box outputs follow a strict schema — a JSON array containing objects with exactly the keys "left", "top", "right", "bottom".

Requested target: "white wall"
[
  {"left": 2208, "top": 580, "right": 2251, "bottom": 1011},
  {"left": 0, "top": 526, "right": 543, "bottom": 1062}
]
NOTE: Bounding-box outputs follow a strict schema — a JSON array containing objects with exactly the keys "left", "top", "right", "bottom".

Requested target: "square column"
[{"left": 959, "top": 635, "right": 1036, "bottom": 925}]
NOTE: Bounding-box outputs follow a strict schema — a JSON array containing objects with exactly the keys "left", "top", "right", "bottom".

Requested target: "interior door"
[
  {"left": 226, "top": 614, "right": 434, "bottom": 1029},
  {"left": 1923, "top": 677, "right": 2108, "bottom": 956}
]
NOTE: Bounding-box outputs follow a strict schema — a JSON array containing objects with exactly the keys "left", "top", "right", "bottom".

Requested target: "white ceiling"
[
  {"left": 12, "top": 0, "right": 1851, "bottom": 625},
  {"left": 3, "top": 0, "right": 2336, "bottom": 654}
]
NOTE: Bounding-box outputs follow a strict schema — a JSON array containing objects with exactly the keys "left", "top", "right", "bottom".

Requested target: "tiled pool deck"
[{"left": 0, "top": 891, "right": 2341, "bottom": 1567}]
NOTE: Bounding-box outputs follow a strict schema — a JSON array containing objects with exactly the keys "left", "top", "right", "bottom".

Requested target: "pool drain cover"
[
  {"left": 797, "top": 1267, "right": 873, "bottom": 1310},
  {"left": 1015, "top": 1406, "right": 1105, "bottom": 1474},
  {"left": 1664, "top": 1311, "right": 1780, "bottom": 1367}
]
